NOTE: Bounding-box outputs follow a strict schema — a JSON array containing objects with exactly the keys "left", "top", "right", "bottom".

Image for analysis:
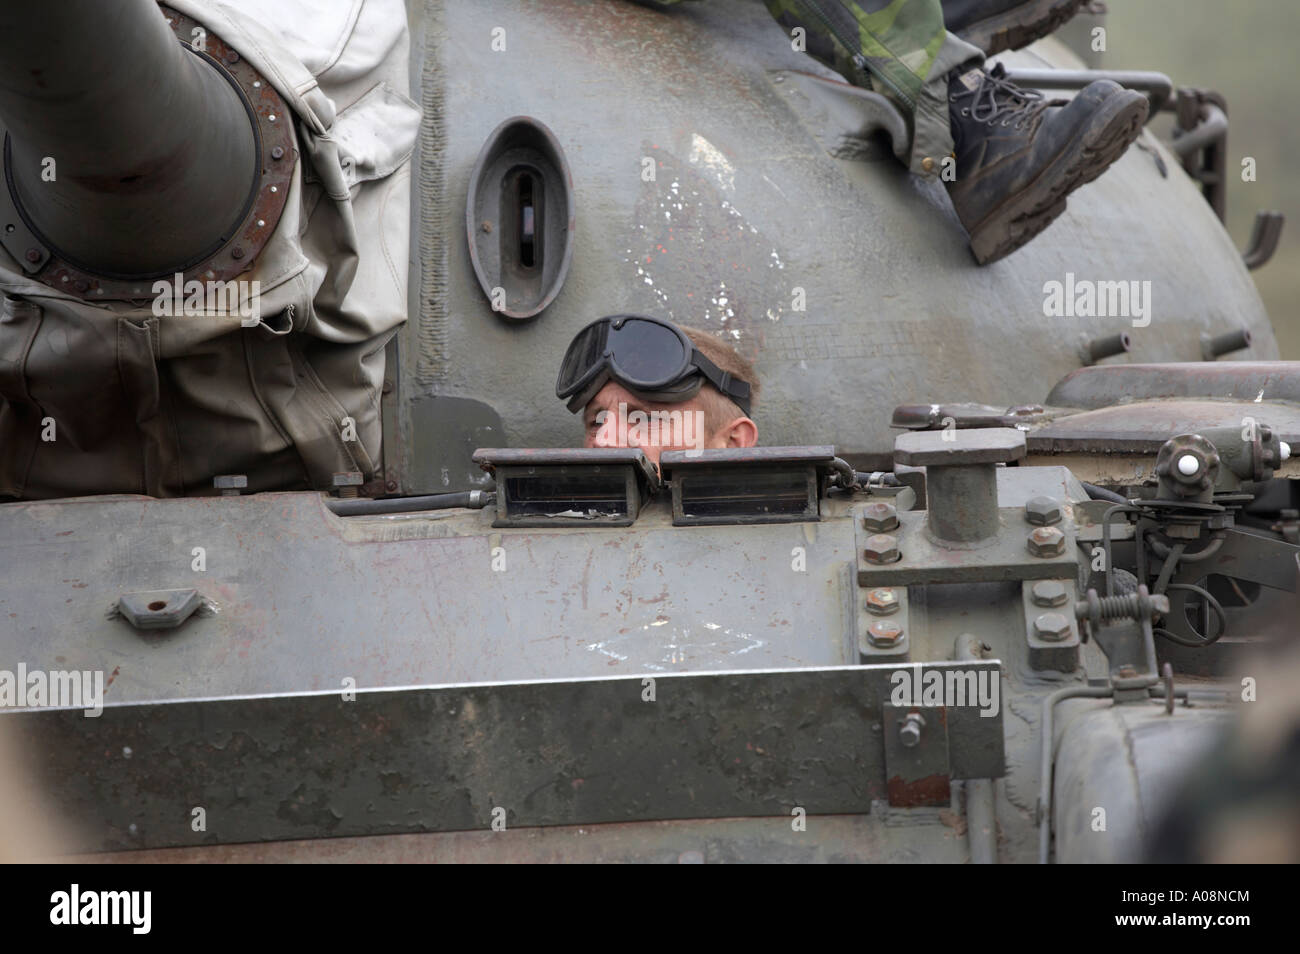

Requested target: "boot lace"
[{"left": 951, "top": 63, "right": 1049, "bottom": 130}]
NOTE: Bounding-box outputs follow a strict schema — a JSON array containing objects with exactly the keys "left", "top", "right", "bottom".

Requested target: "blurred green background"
[{"left": 1062, "top": 0, "right": 1299, "bottom": 357}]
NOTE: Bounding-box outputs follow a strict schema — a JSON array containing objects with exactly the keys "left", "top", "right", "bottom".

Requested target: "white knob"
[
  {"left": 1177, "top": 454, "right": 1200, "bottom": 476},
  {"left": 1281, "top": 441, "right": 1292, "bottom": 462}
]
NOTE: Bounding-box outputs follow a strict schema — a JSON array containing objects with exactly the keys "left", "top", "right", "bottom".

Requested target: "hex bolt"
[
  {"left": 213, "top": 474, "right": 247, "bottom": 496},
  {"left": 271, "top": 145, "right": 285, "bottom": 160},
  {"left": 231, "top": 246, "right": 244, "bottom": 260},
  {"left": 865, "top": 587, "right": 900, "bottom": 615},
  {"left": 863, "top": 533, "right": 901, "bottom": 565},
  {"left": 1033, "top": 612, "right": 1071, "bottom": 642},
  {"left": 24, "top": 247, "right": 41, "bottom": 264},
  {"left": 862, "top": 501, "right": 899, "bottom": 533},
  {"left": 1027, "top": 525, "right": 1066, "bottom": 557},
  {"left": 1024, "top": 495, "right": 1062, "bottom": 526},
  {"left": 867, "top": 620, "right": 904, "bottom": 647},
  {"left": 1031, "top": 580, "right": 1068, "bottom": 608},
  {"left": 899, "top": 712, "right": 925, "bottom": 748},
  {"left": 332, "top": 471, "right": 364, "bottom": 498}
]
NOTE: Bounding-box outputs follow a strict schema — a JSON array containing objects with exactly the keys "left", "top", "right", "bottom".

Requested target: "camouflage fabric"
[{"left": 658, "top": 0, "right": 983, "bottom": 176}]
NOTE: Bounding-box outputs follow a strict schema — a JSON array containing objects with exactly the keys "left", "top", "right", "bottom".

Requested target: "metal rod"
[
  {"left": 0, "top": 0, "right": 258, "bottom": 277},
  {"left": 325, "top": 490, "right": 494, "bottom": 516},
  {"left": 1168, "top": 104, "right": 1228, "bottom": 157},
  {"left": 953, "top": 633, "right": 997, "bottom": 864},
  {"left": 1002, "top": 69, "right": 1174, "bottom": 116}
]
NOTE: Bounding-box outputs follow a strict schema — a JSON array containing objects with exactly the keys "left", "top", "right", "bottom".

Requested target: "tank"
[{"left": 0, "top": 0, "right": 1296, "bottom": 864}]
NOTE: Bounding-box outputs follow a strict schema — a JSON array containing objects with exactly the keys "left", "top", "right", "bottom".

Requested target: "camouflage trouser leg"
[{"left": 761, "top": 0, "right": 984, "bottom": 178}]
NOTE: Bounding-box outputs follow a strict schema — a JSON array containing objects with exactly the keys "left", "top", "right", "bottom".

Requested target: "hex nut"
[
  {"left": 213, "top": 474, "right": 247, "bottom": 489},
  {"left": 863, "top": 533, "right": 901, "bottom": 565},
  {"left": 1031, "top": 580, "right": 1068, "bottom": 607},
  {"left": 1027, "top": 525, "right": 1066, "bottom": 557},
  {"left": 865, "top": 588, "right": 900, "bottom": 615},
  {"left": 1025, "top": 495, "right": 1062, "bottom": 526},
  {"left": 862, "top": 501, "right": 899, "bottom": 533},
  {"left": 867, "top": 620, "right": 904, "bottom": 647},
  {"left": 899, "top": 712, "right": 925, "bottom": 748},
  {"left": 1033, "top": 612, "right": 1071, "bottom": 642},
  {"left": 333, "top": 471, "right": 364, "bottom": 499}
]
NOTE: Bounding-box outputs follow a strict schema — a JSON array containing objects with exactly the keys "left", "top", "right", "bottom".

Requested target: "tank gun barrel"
[{"left": 0, "top": 0, "right": 259, "bottom": 278}]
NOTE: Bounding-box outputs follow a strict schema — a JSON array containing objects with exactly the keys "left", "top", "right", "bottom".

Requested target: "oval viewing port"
[{"left": 466, "top": 116, "right": 576, "bottom": 321}]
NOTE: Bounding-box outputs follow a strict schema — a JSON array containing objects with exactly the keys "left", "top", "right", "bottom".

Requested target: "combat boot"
[
  {"left": 945, "top": 63, "right": 1148, "bottom": 264},
  {"left": 943, "top": 0, "right": 1091, "bottom": 55}
]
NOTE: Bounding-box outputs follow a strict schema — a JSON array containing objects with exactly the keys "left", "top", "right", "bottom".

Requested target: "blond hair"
[{"left": 681, "top": 327, "right": 760, "bottom": 433}]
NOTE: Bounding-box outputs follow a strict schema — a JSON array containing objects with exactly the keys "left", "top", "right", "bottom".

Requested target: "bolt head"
[
  {"left": 1025, "top": 495, "right": 1062, "bottom": 526},
  {"left": 899, "top": 713, "right": 925, "bottom": 747},
  {"left": 1027, "top": 525, "right": 1066, "bottom": 557},
  {"left": 867, "top": 620, "right": 904, "bottom": 647},
  {"left": 1031, "top": 580, "right": 1068, "bottom": 607},
  {"left": 213, "top": 474, "right": 248, "bottom": 490},
  {"left": 1033, "top": 612, "right": 1072, "bottom": 641},
  {"left": 862, "top": 501, "right": 899, "bottom": 533},
  {"left": 865, "top": 587, "right": 900, "bottom": 615},
  {"left": 271, "top": 145, "right": 285, "bottom": 160},
  {"left": 863, "top": 533, "right": 901, "bottom": 565},
  {"left": 332, "top": 471, "right": 364, "bottom": 487},
  {"left": 24, "top": 247, "right": 41, "bottom": 264}
]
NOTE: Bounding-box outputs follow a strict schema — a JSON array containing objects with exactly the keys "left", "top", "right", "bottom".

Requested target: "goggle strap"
[{"left": 690, "top": 349, "right": 752, "bottom": 417}]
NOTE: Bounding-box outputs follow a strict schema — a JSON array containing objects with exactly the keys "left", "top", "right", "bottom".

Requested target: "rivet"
[
  {"left": 231, "top": 247, "right": 244, "bottom": 260},
  {"left": 921, "top": 156, "right": 935, "bottom": 172}
]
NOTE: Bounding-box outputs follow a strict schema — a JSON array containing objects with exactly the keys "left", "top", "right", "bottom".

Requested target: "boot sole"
[
  {"left": 966, "top": 91, "right": 1148, "bottom": 265},
  {"left": 955, "top": 0, "right": 1091, "bottom": 56}
]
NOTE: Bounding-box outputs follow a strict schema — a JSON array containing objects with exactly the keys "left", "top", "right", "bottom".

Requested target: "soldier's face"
[{"left": 582, "top": 381, "right": 722, "bottom": 467}]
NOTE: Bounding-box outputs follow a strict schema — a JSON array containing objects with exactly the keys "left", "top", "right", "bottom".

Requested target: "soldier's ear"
[{"left": 716, "top": 417, "right": 757, "bottom": 449}]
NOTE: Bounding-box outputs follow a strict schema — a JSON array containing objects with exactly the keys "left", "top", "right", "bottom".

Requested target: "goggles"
[{"left": 556, "top": 314, "right": 752, "bottom": 416}]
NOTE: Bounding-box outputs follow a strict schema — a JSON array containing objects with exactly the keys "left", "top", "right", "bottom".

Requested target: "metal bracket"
[
  {"left": 882, "top": 704, "right": 951, "bottom": 807},
  {"left": 1168, "top": 87, "right": 1227, "bottom": 221},
  {"left": 117, "top": 588, "right": 204, "bottom": 631},
  {"left": 1073, "top": 586, "right": 1164, "bottom": 698}
]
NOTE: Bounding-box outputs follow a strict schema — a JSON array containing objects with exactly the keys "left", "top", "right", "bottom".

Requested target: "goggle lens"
[{"left": 607, "top": 317, "right": 687, "bottom": 385}]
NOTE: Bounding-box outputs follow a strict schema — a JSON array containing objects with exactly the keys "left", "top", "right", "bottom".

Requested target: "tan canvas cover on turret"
[{"left": 0, "top": 0, "right": 420, "bottom": 498}]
